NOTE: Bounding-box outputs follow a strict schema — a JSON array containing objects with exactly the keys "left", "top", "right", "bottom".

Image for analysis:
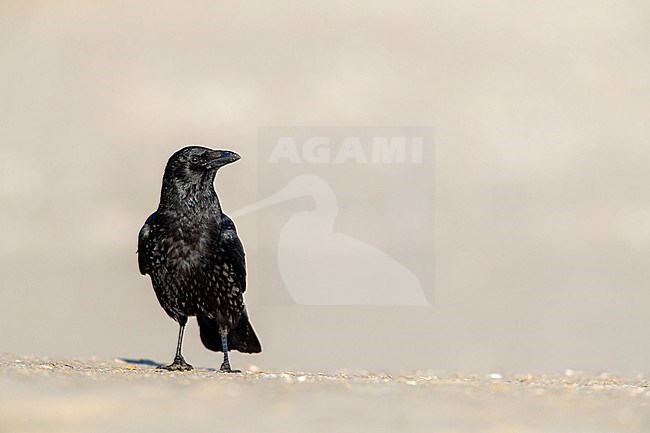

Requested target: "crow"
[{"left": 137, "top": 146, "right": 261, "bottom": 373}]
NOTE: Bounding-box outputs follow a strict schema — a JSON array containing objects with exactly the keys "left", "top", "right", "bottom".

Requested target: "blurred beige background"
[{"left": 1, "top": 0, "right": 650, "bottom": 374}]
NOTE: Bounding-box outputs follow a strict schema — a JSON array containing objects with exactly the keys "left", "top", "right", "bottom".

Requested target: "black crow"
[{"left": 137, "top": 146, "right": 261, "bottom": 372}]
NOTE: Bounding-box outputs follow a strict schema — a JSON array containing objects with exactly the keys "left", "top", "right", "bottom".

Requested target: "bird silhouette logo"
[{"left": 232, "top": 175, "right": 430, "bottom": 306}]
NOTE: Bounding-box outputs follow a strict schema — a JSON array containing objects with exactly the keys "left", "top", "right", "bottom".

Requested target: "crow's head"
[{"left": 163, "top": 146, "right": 241, "bottom": 184}]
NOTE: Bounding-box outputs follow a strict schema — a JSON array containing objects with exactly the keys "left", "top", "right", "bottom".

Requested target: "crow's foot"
[
  {"left": 219, "top": 361, "right": 241, "bottom": 373},
  {"left": 158, "top": 357, "right": 193, "bottom": 371}
]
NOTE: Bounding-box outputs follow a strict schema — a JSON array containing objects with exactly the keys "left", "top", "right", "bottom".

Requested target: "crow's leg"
[
  {"left": 159, "top": 320, "right": 193, "bottom": 371},
  {"left": 219, "top": 334, "right": 241, "bottom": 373}
]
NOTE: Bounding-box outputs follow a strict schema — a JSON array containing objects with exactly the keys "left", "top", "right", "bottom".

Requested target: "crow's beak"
[{"left": 206, "top": 150, "right": 241, "bottom": 169}]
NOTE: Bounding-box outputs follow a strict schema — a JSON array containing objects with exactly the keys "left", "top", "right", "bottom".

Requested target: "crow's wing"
[
  {"left": 137, "top": 211, "right": 157, "bottom": 276},
  {"left": 219, "top": 214, "right": 247, "bottom": 293}
]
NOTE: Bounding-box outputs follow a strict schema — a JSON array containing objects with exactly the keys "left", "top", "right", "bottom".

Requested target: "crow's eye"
[{"left": 189, "top": 156, "right": 199, "bottom": 164}]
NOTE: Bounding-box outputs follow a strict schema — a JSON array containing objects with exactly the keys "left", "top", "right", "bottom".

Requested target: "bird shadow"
[
  {"left": 119, "top": 358, "right": 163, "bottom": 367},
  {"left": 117, "top": 358, "right": 246, "bottom": 373}
]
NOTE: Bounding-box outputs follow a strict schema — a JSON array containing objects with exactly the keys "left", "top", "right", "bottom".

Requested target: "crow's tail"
[{"left": 198, "top": 310, "right": 262, "bottom": 354}]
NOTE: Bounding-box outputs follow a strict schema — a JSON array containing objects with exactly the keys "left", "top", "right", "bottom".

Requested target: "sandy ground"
[{"left": 1, "top": 354, "right": 650, "bottom": 433}]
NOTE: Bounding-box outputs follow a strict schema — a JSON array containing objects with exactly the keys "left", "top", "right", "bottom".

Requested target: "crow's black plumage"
[{"left": 137, "top": 146, "right": 261, "bottom": 372}]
